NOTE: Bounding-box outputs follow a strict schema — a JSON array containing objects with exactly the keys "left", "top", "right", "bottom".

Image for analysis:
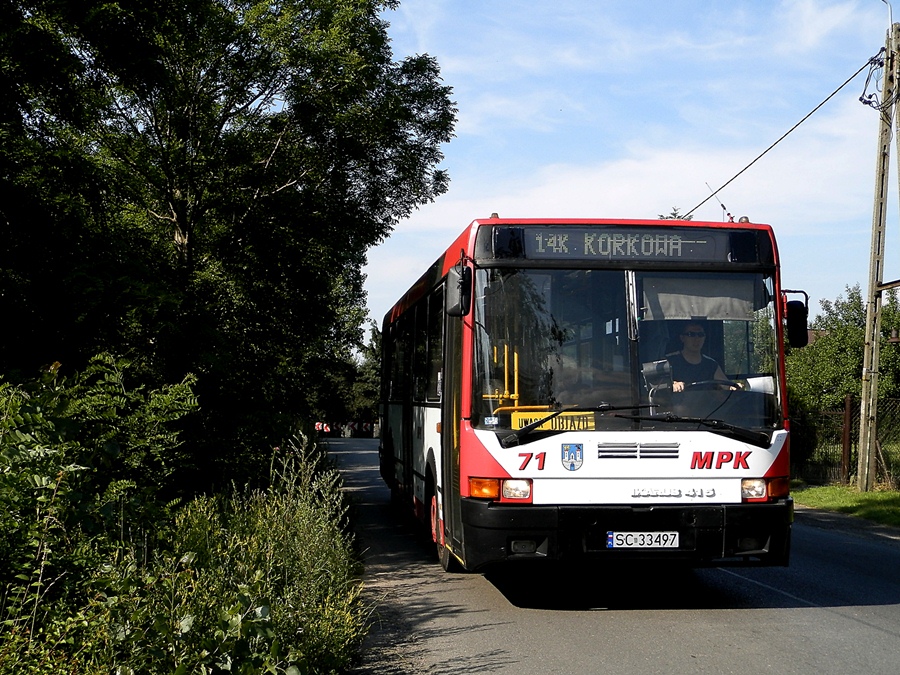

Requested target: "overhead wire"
[
  {"left": 860, "top": 48, "right": 887, "bottom": 109},
  {"left": 684, "top": 52, "right": 888, "bottom": 219},
  {"left": 860, "top": 46, "right": 898, "bottom": 132}
]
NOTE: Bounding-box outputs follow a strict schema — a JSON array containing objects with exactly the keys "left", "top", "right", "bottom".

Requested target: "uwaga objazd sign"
[{"left": 511, "top": 411, "right": 595, "bottom": 431}]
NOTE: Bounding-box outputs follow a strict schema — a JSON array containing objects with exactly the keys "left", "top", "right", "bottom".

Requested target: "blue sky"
[{"left": 364, "top": 0, "right": 896, "bottom": 325}]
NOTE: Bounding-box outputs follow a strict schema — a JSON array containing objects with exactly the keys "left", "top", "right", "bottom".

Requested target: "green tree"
[
  {"left": 0, "top": 0, "right": 456, "bottom": 485},
  {"left": 658, "top": 207, "right": 693, "bottom": 220},
  {"left": 785, "top": 284, "right": 900, "bottom": 411},
  {"left": 350, "top": 320, "right": 382, "bottom": 425},
  {"left": 304, "top": 321, "right": 380, "bottom": 435}
]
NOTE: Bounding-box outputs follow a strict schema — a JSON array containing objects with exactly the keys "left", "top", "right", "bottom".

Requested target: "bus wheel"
[{"left": 430, "top": 493, "right": 463, "bottom": 572}]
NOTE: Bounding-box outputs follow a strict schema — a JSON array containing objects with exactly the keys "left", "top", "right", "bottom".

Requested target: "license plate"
[{"left": 606, "top": 531, "right": 679, "bottom": 549}]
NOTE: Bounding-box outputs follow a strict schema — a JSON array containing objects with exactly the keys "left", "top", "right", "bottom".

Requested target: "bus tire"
[
  {"left": 438, "top": 541, "right": 464, "bottom": 573},
  {"left": 430, "top": 492, "right": 464, "bottom": 572}
]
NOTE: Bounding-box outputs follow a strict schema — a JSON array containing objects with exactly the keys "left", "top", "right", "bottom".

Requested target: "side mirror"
[
  {"left": 446, "top": 264, "right": 472, "bottom": 317},
  {"left": 785, "top": 299, "right": 808, "bottom": 348}
]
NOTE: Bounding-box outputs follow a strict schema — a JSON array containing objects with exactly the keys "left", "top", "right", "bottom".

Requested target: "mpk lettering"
[
  {"left": 692, "top": 450, "right": 753, "bottom": 470},
  {"left": 691, "top": 451, "right": 713, "bottom": 469}
]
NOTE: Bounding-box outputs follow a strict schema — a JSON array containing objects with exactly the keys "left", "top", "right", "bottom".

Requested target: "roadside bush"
[
  {"left": 1, "top": 358, "right": 368, "bottom": 675},
  {"left": 0, "top": 354, "right": 197, "bottom": 672},
  {"left": 0, "top": 356, "right": 195, "bottom": 612},
  {"left": 76, "top": 437, "right": 366, "bottom": 674}
]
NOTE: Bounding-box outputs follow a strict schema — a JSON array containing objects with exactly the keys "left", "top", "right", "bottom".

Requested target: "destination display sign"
[{"left": 520, "top": 227, "right": 734, "bottom": 262}]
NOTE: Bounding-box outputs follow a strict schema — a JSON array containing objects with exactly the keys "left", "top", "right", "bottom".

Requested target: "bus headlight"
[
  {"left": 741, "top": 478, "right": 767, "bottom": 500},
  {"left": 502, "top": 479, "right": 532, "bottom": 500}
]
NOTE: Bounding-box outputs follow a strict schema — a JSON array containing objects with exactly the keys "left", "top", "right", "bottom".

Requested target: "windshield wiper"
[
  {"left": 614, "top": 413, "right": 772, "bottom": 448},
  {"left": 500, "top": 404, "right": 656, "bottom": 448}
]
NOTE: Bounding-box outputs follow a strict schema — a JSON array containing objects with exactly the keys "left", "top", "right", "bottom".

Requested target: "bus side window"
[
  {"left": 427, "top": 288, "right": 444, "bottom": 401},
  {"left": 391, "top": 316, "right": 413, "bottom": 402},
  {"left": 413, "top": 303, "right": 428, "bottom": 402}
]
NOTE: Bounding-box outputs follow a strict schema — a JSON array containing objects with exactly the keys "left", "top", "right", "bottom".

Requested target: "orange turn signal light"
[
  {"left": 767, "top": 477, "right": 791, "bottom": 499},
  {"left": 469, "top": 477, "right": 501, "bottom": 499}
]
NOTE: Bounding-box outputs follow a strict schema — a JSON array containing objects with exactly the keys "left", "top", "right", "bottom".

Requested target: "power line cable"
[{"left": 684, "top": 52, "right": 886, "bottom": 219}]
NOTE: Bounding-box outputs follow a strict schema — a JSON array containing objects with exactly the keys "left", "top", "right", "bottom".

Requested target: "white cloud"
[
  {"left": 365, "top": 91, "right": 881, "bottom": 322},
  {"left": 771, "top": 0, "right": 869, "bottom": 55},
  {"left": 455, "top": 89, "right": 585, "bottom": 135},
  {"left": 388, "top": 0, "right": 448, "bottom": 54}
]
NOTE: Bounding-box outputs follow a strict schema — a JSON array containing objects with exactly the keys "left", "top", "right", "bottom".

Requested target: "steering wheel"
[{"left": 682, "top": 379, "right": 743, "bottom": 391}]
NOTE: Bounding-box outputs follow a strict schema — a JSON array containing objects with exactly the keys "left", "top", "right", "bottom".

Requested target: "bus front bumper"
[{"left": 458, "top": 498, "right": 793, "bottom": 571}]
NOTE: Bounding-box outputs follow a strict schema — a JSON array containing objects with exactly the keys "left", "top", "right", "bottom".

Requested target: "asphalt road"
[{"left": 327, "top": 438, "right": 900, "bottom": 675}]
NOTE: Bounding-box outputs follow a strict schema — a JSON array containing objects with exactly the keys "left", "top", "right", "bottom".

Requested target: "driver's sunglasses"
[{"left": 682, "top": 331, "right": 705, "bottom": 338}]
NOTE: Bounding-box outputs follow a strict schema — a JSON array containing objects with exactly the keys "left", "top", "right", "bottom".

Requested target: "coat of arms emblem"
[{"left": 562, "top": 443, "right": 583, "bottom": 471}]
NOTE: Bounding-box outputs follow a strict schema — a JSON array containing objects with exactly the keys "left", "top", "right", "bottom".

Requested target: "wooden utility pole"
[{"left": 859, "top": 23, "right": 900, "bottom": 492}]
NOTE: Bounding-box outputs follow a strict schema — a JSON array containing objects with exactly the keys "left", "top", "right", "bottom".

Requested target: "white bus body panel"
[{"left": 473, "top": 428, "right": 787, "bottom": 506}]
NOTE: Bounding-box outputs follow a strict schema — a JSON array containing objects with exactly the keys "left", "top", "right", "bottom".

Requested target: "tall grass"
[
  {"left": 80, "top": 437, "right": 368, "bottom": 674},
  {"left": 793, "top": 485, "right": 900, "bottom": 529}
]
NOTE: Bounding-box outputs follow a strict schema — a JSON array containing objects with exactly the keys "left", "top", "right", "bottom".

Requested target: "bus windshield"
[{"left": 471, "top": 267, "right": 781, "bottom": 434}]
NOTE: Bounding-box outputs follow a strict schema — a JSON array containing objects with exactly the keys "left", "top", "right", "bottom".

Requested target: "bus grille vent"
[
  {"left": 638, "top": 443, "right": 680, "bottom": 459},
  {"left": 597, "top": 442, "right": 679, "bottom": 460},
  {"left": 597, "top": 443, "right": 637, "bottom": 459}
]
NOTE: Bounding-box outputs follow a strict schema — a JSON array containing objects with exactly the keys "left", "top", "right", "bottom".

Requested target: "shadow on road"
[
  {"left": 484, "top": 562, "right": 715, "bottom": 611},
  {"left": 327, "top": 438, "right": 900, "bottom": 619}
]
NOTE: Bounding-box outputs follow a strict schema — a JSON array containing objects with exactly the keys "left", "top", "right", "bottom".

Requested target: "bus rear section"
[{"left": 382, "top": 218, "right": 806, "bottom": 572}]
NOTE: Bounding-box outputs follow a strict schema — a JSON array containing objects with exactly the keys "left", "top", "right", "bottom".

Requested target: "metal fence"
[{"left": 791, "top": 396, "right": 900, "bottom": 488}]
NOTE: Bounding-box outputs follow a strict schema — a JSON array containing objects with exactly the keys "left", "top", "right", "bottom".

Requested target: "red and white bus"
[{"left": 379, "top": 217, "right": 807, "bottom": 571}]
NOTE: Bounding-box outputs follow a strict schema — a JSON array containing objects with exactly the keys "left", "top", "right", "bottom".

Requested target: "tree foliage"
[
  {"left": 0, "top": 356, "right": 197, "bottom": 631},
  {"left": 1, "top": 367, "right": 366, "bottom": 673},
  {"left": 785, "top": 284, "right": 900, "bottom": 411},
  {"left": 1, "top": 0, "right": 454, "bottom": 485},
  {"left": 350, "top": 320, "right": 382, "bottom": 424},
  {"left": 658, "top": 207, "right": 693, "bottom": 220}
]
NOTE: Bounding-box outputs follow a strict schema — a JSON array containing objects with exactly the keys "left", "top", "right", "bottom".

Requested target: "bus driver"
[{"left": 667, "top": 322, "right": 730, "bottom": 393}]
